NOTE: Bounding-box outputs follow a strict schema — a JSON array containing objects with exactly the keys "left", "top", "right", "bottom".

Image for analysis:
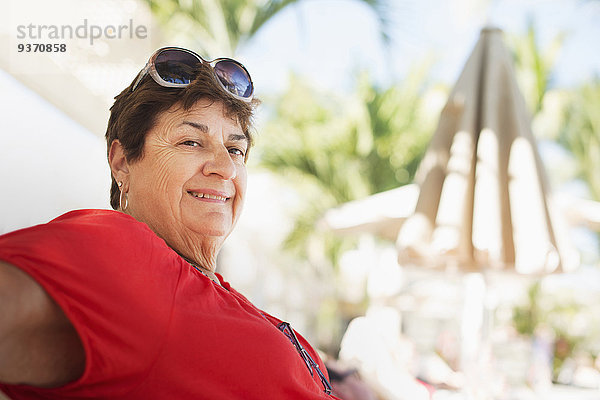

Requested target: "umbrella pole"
[
  {"left": 460, "top": 272, "right": 485, "bottom": 367},
  {"left": 460, "top": 272, "right": 497, "bottom": 399}
]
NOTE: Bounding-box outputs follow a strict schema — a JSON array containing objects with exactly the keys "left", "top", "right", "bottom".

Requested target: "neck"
[
  {"left": 180, "top": 254, "right": 221, "bottom": 285},
  {"left": 195, "top": 264, "right": 221, "bottom": 285}
]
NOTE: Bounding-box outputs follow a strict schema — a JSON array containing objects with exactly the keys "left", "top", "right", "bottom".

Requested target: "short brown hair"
[{"left": 106, "top": 61, "right": 259, "bottom": 210}]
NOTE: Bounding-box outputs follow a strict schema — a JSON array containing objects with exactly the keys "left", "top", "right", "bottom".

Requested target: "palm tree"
[
  {"left": 254, "top": 65, "right": 441, "bottom": 352},
  {"left": 559, "top": 79, "right": 600, "bottom": 200},
  {"left": 509, "top": 22, "right": 599, "bottom": 201},
  {"left": 257, "top": 63, "right": 440, "bottom": 262},
  {"left": 142, "top": 0, "right": 391, "bottom": 56},
  {"left": 509, "top": 19, "right": 564, "bottom": 114}
]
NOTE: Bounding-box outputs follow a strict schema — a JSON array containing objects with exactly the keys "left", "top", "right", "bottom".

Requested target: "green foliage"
[
  {"left": 254, "top": 69, "right": 439, "bottom": 351},
  {"left": 509, "top": 19, "right": 565, "bottom": 114},
  {"left": 256, "top": 66, "right": 438, "bottom": 261},
  {"left": 508, "top": 23, "right": 600, "bottom": 377},
  {"left": 512, "top": 281, "right": 542, "bottom": 336},
  {"left": 558, "top": 79, "right": 600, "bottom": 200},
  {"left": 508, "top": 20, "right": 599, "bottom": 204},
  {"left": 143, "top": 0, "right": 288, "bottom": 55},
  {"left": 512, "top": 279, "right": 600, "bottom": 379}
]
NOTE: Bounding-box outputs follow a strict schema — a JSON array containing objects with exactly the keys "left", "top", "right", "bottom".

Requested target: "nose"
[{"left": 202, "top": 147, "right": 236, "bottom": 180}]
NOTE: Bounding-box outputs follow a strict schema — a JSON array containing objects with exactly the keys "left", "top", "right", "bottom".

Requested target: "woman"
[{"left": 0, "top": 47, "right": 335, "bottom": 399}]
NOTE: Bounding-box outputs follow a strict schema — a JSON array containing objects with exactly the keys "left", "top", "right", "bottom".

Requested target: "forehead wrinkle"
[{"left": 145, "top": 110, "right": 185, "bottom": 145}]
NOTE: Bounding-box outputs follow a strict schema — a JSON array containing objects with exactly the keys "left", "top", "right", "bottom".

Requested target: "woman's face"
[{"left": 121, "top": 100, "right": 248, "bottom": 262}]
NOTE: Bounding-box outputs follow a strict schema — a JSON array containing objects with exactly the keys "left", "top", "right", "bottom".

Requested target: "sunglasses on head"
[{"left": 131, "top": 47, "right": 254, "bottom": 102}]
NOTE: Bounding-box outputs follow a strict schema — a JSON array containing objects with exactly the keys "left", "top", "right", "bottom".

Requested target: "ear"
[{"left": 108, "top": 140, "right": 130, "bottom": 184}]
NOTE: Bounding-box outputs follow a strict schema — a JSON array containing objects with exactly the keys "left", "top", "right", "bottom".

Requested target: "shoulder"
[
  {"left": 1, "top": 209, "right": 151, "bottom": 240},
  {"left": 0, "top": 208, "right": 183, "bottom": 299},
  {"left": 1, "top": 209, "right": 168, "bottom": 260},
  {"left": 49, "top": 209, "right": 156, "bottom": 238}
]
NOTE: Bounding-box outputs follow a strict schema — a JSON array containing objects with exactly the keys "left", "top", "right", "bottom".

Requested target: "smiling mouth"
[{"left": 188, "top": 191, "right": 230, "bottom": 202}]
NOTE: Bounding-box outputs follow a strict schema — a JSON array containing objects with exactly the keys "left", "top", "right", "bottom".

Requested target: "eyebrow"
[
  {"left": 181, "top": 121, "right": 248, "bottom": 145},
  {"left": 182, "top": 121, "right": 209, "bottom": 133},
  {"left": 228, "top": 134, "right": 248, "bottom": 143}
]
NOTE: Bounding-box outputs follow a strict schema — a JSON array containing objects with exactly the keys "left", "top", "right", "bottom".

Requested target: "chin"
[
  {"left": 181, "top": 209, "right": 233, "bottom": 233},
  {"left": 195, "top": 226, "right": 230, "bottom": 237},
  {"left": 186, "top": 218, "right": 233, "bottom": 238}
]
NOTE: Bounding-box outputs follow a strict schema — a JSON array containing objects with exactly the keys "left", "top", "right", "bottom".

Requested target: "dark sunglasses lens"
[
  {"left": 155, "top": 49, "right": 200, "bottom": 85},
  {"left": 214, "top": 60, "right": 253, "bottom": 98}
]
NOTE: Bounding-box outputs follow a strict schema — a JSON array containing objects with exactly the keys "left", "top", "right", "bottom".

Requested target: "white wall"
[{"left": 0, "top": 68, "right": 111, "bottom": 234}]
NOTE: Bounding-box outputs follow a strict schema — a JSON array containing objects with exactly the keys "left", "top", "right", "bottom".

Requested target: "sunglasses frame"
[
  {"left": 131, "top": 46, "right": 254, "bottom": 102},
  {"left": 278, "top": 322, "right": 333, "bottom": 395}
]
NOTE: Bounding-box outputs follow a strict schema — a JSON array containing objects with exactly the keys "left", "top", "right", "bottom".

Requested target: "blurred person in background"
[
  {"left": 0, "top": 47, "right": 337, "bottom": 399},
  {"left": 326, "top": 359, "right": 378, "bottom": 400}
]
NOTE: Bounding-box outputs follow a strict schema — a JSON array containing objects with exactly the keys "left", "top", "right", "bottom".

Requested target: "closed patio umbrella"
[{"left": 396, "top": 27, "right": 578, "bottom": 275}]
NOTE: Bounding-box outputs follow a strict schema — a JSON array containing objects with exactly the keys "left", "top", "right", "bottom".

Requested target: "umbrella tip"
[{"left": 481, "top": 25, "right": 503, "bottom": 34}]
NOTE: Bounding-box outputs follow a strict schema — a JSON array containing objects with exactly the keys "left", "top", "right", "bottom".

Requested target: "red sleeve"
[{"left": 0, "top": 210, "right": 183, "bottom": 399}]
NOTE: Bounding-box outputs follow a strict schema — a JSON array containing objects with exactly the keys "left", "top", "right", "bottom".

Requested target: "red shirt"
[{"left": 0, "top": 210, "right": 337, "bottom": 399}]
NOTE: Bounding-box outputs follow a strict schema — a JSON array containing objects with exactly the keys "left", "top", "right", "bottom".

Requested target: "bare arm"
[{"left": 0, "top": 260, "right": 85, "bottom": 388}]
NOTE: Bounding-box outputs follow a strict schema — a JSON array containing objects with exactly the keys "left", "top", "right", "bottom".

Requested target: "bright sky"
[{"left": 240, "top": 0, "right": 600, "bottom": 96}]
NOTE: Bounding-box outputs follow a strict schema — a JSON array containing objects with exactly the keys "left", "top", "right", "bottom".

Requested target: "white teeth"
[{"left": 189, "top": 192, "right": 227, "bottom": 201}]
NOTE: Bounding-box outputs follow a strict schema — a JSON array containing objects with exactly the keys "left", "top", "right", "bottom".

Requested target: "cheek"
[
  {"left": 132, "top": 153, "right": 189, "bottom": 205},
  {"left": 152, "top": 161, "right": 183, "bottom": 194},
  {"left": 232, "top": 167, "right": 248, "bottom": 211},
  {"left": 237, "top": 163, "right": 248, "bottom": 192}
]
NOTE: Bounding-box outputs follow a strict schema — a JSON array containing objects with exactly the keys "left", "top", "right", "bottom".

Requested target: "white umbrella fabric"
[{"left": 396, "top": 27, "right": 578, "bottom": 275}]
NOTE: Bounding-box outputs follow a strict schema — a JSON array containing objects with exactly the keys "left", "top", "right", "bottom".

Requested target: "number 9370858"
[{"left": 17, "top": 43, "right": 66, "bottom": 52}]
